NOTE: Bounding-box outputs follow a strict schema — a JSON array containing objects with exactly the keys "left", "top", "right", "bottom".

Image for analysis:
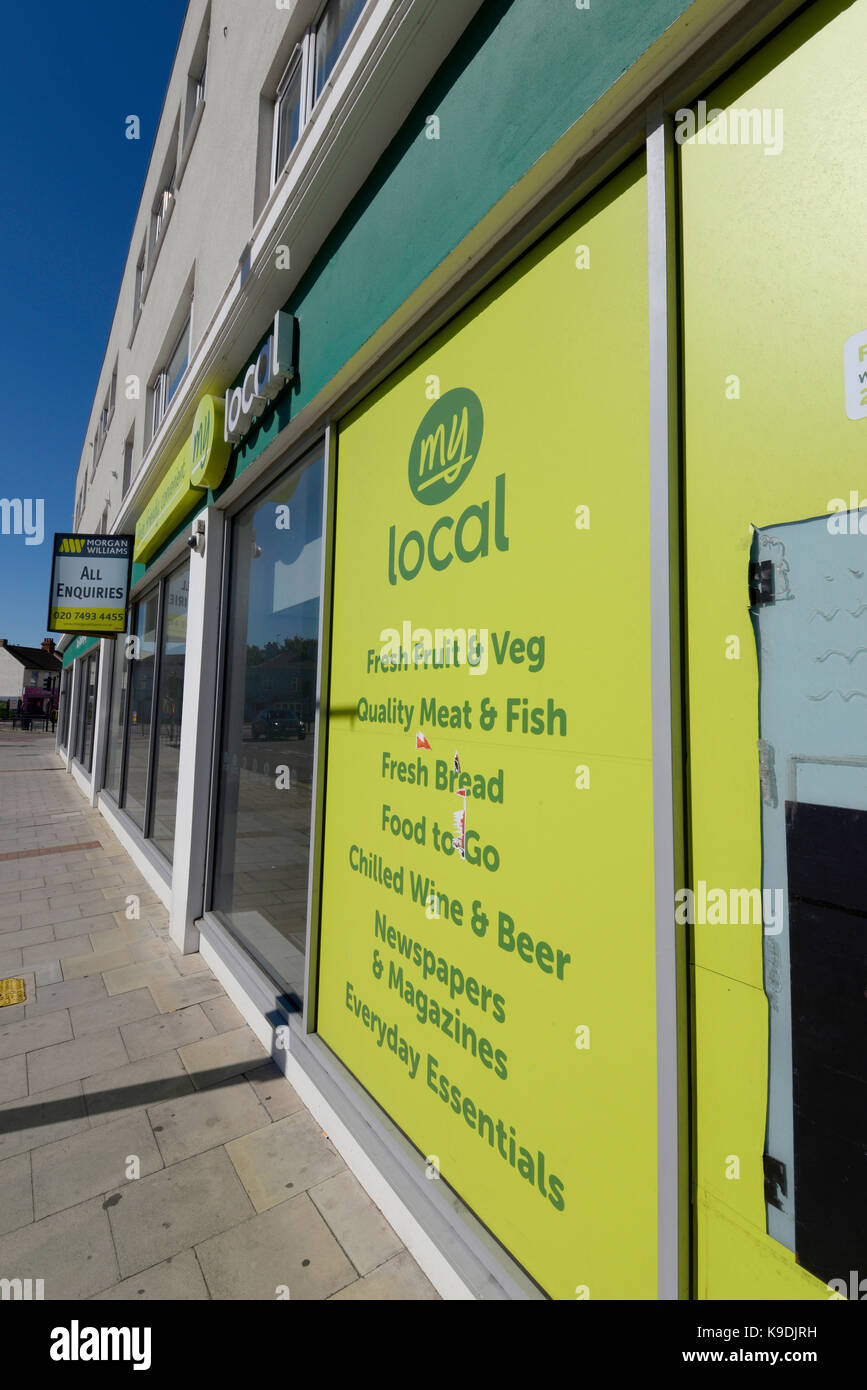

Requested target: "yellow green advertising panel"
[
  {"left": 317, "top": 159, "right": 661, "bottom": 1298},
  {"left": 134, "top": 394, "right": 231, "bottom": 563},
  {"left": 680, "top": 0, "right": 866, "bottom": 1299}
]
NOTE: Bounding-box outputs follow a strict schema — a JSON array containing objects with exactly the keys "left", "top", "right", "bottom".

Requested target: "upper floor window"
[
  {"left": 122, "top": 431, "right": 134, "bottom": 496},
  {"left": 270, "top": 0, "right": 367, "bottom": 188},
  {"left": 153, "top": 172, "right": 175, "bottom": 250},
  {"left": 195, "top": 51, "right": 207, "bottom": 107},
  {"left": 134, "top": 242, "right": 146, "bottom": 318},
  {"left": 91, "top": 361, "right": 118, "bottom": 476},
  {"left": 273, "top": 50, "right": 305, "bottom": 180},
  {"left": 314, "top": 0, "right": 366, "bottom": 101},
  {"left": 150, "top": 315, "right": 190, "bottom": 443}
]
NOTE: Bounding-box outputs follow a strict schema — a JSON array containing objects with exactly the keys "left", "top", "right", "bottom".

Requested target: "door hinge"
[
  {"left": 749, "top": 560, "right": 774, "bottom": 607},
  {"left": 763, "top": 1153, "right": 788, "bottom": 1210}
]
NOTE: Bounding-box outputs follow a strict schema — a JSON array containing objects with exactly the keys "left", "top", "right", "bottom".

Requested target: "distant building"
[{"left": 0, "top": 638, "right": 60, "bottom": 702}]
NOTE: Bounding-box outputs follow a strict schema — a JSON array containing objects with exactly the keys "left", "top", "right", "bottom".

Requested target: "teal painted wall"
[
  {"left": 139, "top": 0, "right": 691, "bottom": 575},
  {"left": 223, "top": 0, "right": 690, "bottom": 487}
]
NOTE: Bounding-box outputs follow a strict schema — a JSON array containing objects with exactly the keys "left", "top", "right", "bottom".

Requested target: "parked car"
[{"left": 251, "top": 707, "right": 306, "bottom": 740}]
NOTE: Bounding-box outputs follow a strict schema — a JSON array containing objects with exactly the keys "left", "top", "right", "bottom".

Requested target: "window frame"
[
  {"left": 269, "top": 0, "right": 368, "bottom": 191},
  {"left": 203, "top": 434, "right": 330, "bottom": 1010},
  {"left": 111, "top": 557, "right": 190, "bottom": 861},
  {"left": 149, "top": 312, "right": 191, "bottom": 444},
  {"left": 271, "top": 44, "right": 308, "bottom": 188}
]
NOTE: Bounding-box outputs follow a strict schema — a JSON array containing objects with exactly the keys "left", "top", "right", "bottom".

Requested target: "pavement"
[{"left": 0, "top": 729, "right": 439, "bottom": 1301}]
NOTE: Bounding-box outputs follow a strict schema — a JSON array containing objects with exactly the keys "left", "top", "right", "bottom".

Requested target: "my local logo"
[
  {"left": 408, "top": 388, "right": 483, "bottom": 505},
  {"left": 224, "top": 311, "right": 296, "bottom": 445},
  {"left": 388, "top": 388, "right": 507, "bottom": 586}
]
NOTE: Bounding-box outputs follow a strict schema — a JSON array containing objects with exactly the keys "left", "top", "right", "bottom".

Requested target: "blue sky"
[{"left": 0, "top": 1, "right": 187, "bottom": 644}]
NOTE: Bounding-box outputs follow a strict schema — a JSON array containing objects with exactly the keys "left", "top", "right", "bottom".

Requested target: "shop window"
[
  {"left": 150, "top": 565, "right": 190, "bottom": 863},
  {"left": 123, "top": 590, "right": 160, "bottom": 831},
  {"left": 111, "top": 560, "right": 190, "bottom": 862},
  {"left": 57, "top": 669, "right": 71, "bottom": 750},
  {"left": 72, "top": 653, "right": 97, "bottom": 773},
  {"left": 210, "top": 444, "right": 325, "bottom": 1003},
  {"left": 103, "top": 630, "right": 129, "bottom": 803}
]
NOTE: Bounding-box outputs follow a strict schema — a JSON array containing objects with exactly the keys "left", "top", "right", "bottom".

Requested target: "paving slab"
[
  {"left": 106, "top": 1147, "right": 255, "bottom": 1278},
  {"left": 69, "top": 987, "right": 158, "bottom": 1038},
  {"left": 89, "top": 922, "right": 153, "bottom": 953},
  {"left": 0, "top": 948, "right": 23, "bottom": 974},
  {"left": 61, "top": 945, "right": 134, "bottom": 980},
  {"left": 0, "top": 1008, "right": 72, "bottom": 1060},
  {"left": 328, "top": 1250, "right": 440, "bottom": 1300},
  {"left": 34, "top": 962, "right": 64, "bottom": 986},
  {"left": 308, "top": 1170, "right": 404, "bottom": 1276},
  {"left": 102, "top": 957, "right": 180, "bottom": 996},
  {"left": 91, "top": 1248, "right": 210, "bottom": 1301},
  {"left": 195, "top": 1191, "right": 357, "bottom": 1300},
  {"left": 130, "top": 938, "right": 171, "bottom": 963},
  {"left": 27, "top": 1027, "right": 129, "bottom": 1094},
  {"left": 82, "top": 1050, "right": 195, "bottom": 1127},
  {"left": 177, "top": 1026, "right": 269, "bottom": 1089},
  {"left": 25, "top": 974, "right": 106, "bottom": 1019},
  {"left": 148, "top": 1075, "right": 270, "bottom": 1165},
  {"left": 23, "top": 934, "right": 93, "bottom": 967},
  {"left": 54, "top": 911, "right": 117, "bottom": 945},
  {"left": 0, "top": 1196, "right": 120, "bottom": 1300},
  {"left": 201, "top": 996, "right": 244, "bottom": 1033},
  {"left": 224, "top": 1110, "right": 344, "bottom": 1211},
  {"left": 32, "top": 1111, "right": 163, "bottom": 1219},
  {"left": 121, "top": 1004, "right": 215, "bottom": 1062},
  {"left": 0, "top": 1054, "right": 27, "bottom": 1105},
  {"left": 241, "top": 1061, "right": 305, "bottom": 1121},
  {"left": 148, "top": 972, "right": 223, "bottom": 1012},
  {"left": 0, "top": 924, "right": 55, "bottom": 951},
  {"left": 0, "top": 1151, "right": 33, "bottom": 1236}
]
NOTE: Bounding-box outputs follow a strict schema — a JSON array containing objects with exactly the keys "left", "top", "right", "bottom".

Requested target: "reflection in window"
[
  {"left": 57, "top": 670, "right": 70, "bottom": 749},
  {"left": 314, "top": 0, "right": 366, "bottom": 100},
  {"left": 274, "top": 55, "right": 304, "bottom": 179},
  {"left": 75, "top": 654, "right": 97, "bottom": 772},
  {"left": 104, "top": 636, "right": 127, "bottom": 801},
  {"left": 150, "top": 564, "right": 189, "bottom": 862},
  {"left": 124, "top": 591, "right": 159, "bottom": 831},
  {"left": 212, "top": 447, "right": 324, "bottom": 1003}
]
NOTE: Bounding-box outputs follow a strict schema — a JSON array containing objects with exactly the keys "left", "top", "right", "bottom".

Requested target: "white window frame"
[
  {"left": 149, "top": 314, "right": 191, "bottom": 444},
  {"left": 134, "top": 243, "right": 146, "bottom": 317},
  {"left": 269, "top": 1, "right": 368, "bottom": 191},
  {"left": 152, "top": 174, "right": 175, "bottom": 251},
  {"left": 271, "top": 44, "right": 309, "bottom": 189}
]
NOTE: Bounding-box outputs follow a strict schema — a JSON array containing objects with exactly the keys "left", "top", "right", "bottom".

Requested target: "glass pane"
[
  {"left": 314, "top": 0, "right": 366, "bottom": 99},
  {"left": 104, "top": 633, "right": 129, "bottom": 802},
  {"left": 165, "top": 320, "right": 189, "bottom": 408},
  {"left": 150, "top": 564, "right": 190, "bottom": 863},
  {"left": 212, "top": 446, "right": 324, "bottom": 1003},
  {"left": 275, "top": 61, "right": 303, "bottom": 174},
  {"left": 83, "top": 655, "right": 98, "bottom": 773},
  {"left": 123, "top": 592, "right": 159, "bottom": 830},
  {"left": 57, "top": 670, "right": 71, "bottom": 749}
]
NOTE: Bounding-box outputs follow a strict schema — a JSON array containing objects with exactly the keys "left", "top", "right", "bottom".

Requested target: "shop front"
[{"left": 57, "top": 0, "right": 866, "bottom": 1301}]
